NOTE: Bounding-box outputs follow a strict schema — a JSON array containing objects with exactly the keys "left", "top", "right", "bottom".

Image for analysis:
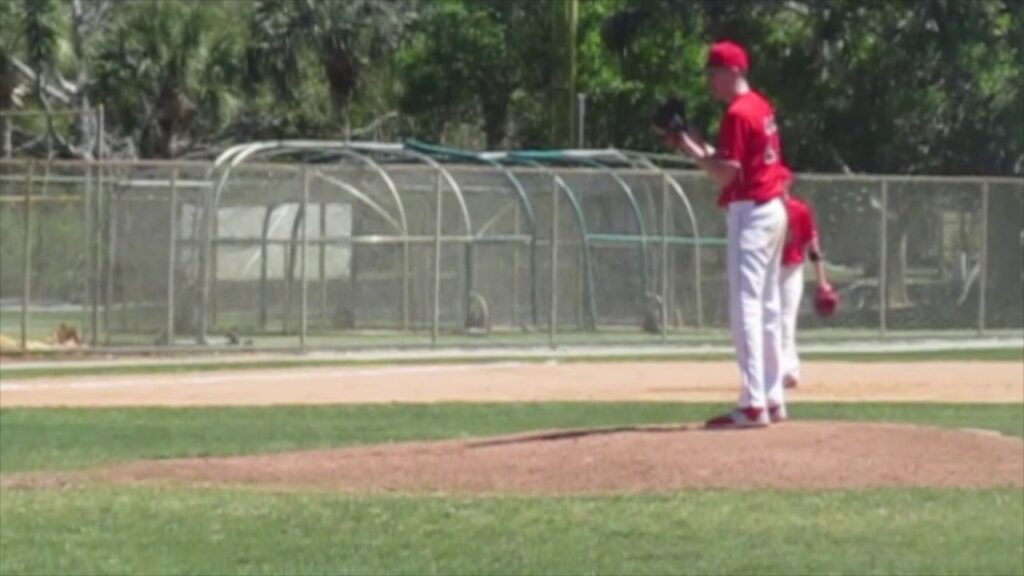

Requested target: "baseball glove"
[
  {"left": 652, "top": 97, "right": 688, "bottom": 135},
  {"left": 814, "top": 283, "right": 839, "bottom": 317}
]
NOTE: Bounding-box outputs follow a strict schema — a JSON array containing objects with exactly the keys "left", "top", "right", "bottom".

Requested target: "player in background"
[
  {"left": 779, "top": 192, "right": 831, "bottom": 389},
  {"left": 656, "top": 40, "right": 790, "bottom": 428}
]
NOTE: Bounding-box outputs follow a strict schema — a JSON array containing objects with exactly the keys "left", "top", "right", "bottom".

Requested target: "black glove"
[{"left": 652, "top": 97, "right": 688, "bottom": 135}]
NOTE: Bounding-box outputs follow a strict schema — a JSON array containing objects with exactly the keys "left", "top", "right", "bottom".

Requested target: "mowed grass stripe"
[
  {"left": 1, "top": 403, "right": 1022, "bottom": 473},
  {"left": 1, "top": 487, "right": 1021, "bottom": 576}
]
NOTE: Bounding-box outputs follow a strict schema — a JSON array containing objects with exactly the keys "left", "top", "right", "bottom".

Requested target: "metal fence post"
[
  {"left": 96, "top": 105, "right": 105, "bottom": 344},
  {"left": 96, "top": 105, "right": 106, "bottom": 344},
  {"left": 660, "top": 174, "right": 670, "bottom": 342},
  {"left": 432, "top": 169, "right": 443, "bottom": 346},
  {"left": 20, "top": 162, "right": 35, "bottom": 351},
  {"left": 879, "top": 180, "right": 888, "bottom": 337},
  {"left": 978, "top": 180, "right": 989, "bottom": 335},
  {"left": 513, "top": 201, "right": 521, "bottom": 325},
  {"left": 104, "top": 183, "right": 116, "bottom": 345},
  {"left": 694, "top": 226, "right": 704, "bottom": 330},
  {"left": 210, "top": 200, "right": 220, "bottom": 331},
  {"left": 259, "top": 207, "right": 272, "bottom": 330},
  {"left": 81, "top": 163, "right": 93, "bottom": 339},
  {"left": 319, "top": 199, "right": 327, "bottom": 321},
  {"left": 197, "top": 170, "right": 214, "bottom": 344},
  {"left": 549, "top": 176, "right": 559, "bottom": 349},
  {"left": 402, "top": 237, "right": 411, "bottom": 332},
  {"left": 300, "top": 167, "right": 310, "bottom": 349},
  {"left": 166, "top": 169, "right": 179, "bottom": 346},
  {"left": 92, "top": 147, "right": 103, "bottom": 346}
]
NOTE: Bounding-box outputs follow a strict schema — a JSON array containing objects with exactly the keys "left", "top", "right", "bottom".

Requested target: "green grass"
[
  {"left": 2, "top": 487, "right": 1022, "bottom": 576},
  {"left": 2, "top": 403, "right": 1022, "bottom": 473},
  {"left": 2, "top": 402, "right": 1022, "bottom": 575},
  {"left": 2, "top": 346, "right": 1021, "bottom": 380}
]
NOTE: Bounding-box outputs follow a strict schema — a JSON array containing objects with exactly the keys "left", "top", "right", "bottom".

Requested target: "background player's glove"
[
  {"left": 652, "top": 97, "right": 688, "bottom": 136},
  {"left": 814, "top": 283, "right": 838, "bottom": 317}
]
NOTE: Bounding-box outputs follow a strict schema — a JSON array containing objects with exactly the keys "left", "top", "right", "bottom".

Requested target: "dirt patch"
[{"left": 9, "top": 422, "right": 1022, "bottom": 493}]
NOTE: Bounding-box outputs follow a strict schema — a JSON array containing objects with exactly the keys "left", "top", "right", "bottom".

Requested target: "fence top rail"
[
  {"left": 790, "top": 172, "right": 1024, "bottom": 186},
  {"left": 0, "top": 158, "right": 217, "bottom": 170},
  {"left": 1, "top": 157, "right": 1021, "bottom": 186}
]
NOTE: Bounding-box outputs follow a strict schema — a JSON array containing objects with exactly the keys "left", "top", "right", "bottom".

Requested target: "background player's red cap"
[{"left": 706, "top": 41, "right": 749, "bottom": 72}]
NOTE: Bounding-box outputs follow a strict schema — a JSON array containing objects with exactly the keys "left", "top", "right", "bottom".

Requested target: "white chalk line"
[{"left": 0, "top": 362, "right": 524, "bottom": 392}]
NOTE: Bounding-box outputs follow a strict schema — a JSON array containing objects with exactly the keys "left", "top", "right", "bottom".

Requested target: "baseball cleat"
[
  {"left": 783, "top": 375, "right": 799, "bottom": 389},
  {"left": 768, "top": 404, "right": 788, "bottom": 423},
  {"left": 704, "top": 407, "right": 770, "bottom": 429}
]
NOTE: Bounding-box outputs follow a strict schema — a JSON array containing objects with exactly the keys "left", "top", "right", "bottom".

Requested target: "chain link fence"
[{"left": 1, "top": 157, "right": 1021, "bottom": 353}]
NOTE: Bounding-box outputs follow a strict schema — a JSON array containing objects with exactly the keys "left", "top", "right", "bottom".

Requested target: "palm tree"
[
  {"left": 247, "top": 0, "right": 417, "bottom": 137},
  {"left": 92, "top": 1, "right": 242, "bottom": 157},
  {"left": 0, "top": 0, "right": 62, "bottom": 157},
  {"left": 0, "top": 1, "right": 21, "bottom": 157}
]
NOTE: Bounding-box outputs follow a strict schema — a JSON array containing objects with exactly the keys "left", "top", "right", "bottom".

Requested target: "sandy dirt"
[
  {"left": 1, "top": 360, "right": 1021, "bottom": 407},
  {"left": 5, "top": 422, "right": 1021, "bottom": 493}
]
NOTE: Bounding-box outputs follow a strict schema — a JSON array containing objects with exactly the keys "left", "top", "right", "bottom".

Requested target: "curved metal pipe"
[
  {"left": 312, "top": 171, "right": 402, "bottom": 233},
  {"left": 488, "top": 147, "right": 705, "bottom": 331},
  {"left": 343, "top": 142, "right": 476, "bottom": 329},
  {"left": 514, "top": 159, "right": 599, "bottom": 330},
  {"left": 488, "top": 165, "right": 540, "bottom": 328},
  {"left": 628, "top": 154, "right": 705, "bottom": 329},
  {"left": 556, "top": 155, "right": 652, "bottom": 309},
  {"left": 403, "top": 138, "right": 540, "bottom": 327},
  {"left": 225, "top": 144, "right": 414, "bottom": 330},
  {"left": 200, "top": 141, "right": 296, "bottom": 341},
  {"left": 329, "top": 149, "right": 408, "bottom": 235},
  {"left": 213, "top": 142, "right": 410, "bottom": 235},
  {"left": 258, "top": 203, "right": 281, "bottom": 330},
  {"left": 322, "top": 148, "right": 410, "bottom": 330},
  {"left": 202, "top": 141, "right": 423, "bottom": 340},
  {"left": 343, "top": 143, "right": 472, "bottom": 236},
  {"left": 404, "top": 139, "right": 536, "bottom": 232}
]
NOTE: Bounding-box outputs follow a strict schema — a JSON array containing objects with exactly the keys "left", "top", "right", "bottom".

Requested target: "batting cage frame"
[{"left": 0, "top": 142, "right": 1021, "bottom": 354}]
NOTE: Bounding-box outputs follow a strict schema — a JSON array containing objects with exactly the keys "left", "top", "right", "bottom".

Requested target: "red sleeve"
[
  {"left": 716, "top": 110, "right": 746, "bottom": 164},
  {"left": 806, "top": 205, "right": 819, "bottom": 242}
]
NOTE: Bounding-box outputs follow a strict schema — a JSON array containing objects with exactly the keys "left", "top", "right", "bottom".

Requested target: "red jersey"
[
  {"left": 716, "top": 91, "right": 791, "bottom": 206},
  {"left": 782, "top": 195, "right": 817, "bottom": 266}
]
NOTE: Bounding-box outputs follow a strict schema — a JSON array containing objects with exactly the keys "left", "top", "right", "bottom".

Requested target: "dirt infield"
[
  {"left": 6, "top": 422, "right": 1021, "bottom": 493},
  {"left": 1, "top": 360, "right": 1022, "bottom": 407},
  {"left": 3, "top": 360, "right": 1021, "bottom": 494}
]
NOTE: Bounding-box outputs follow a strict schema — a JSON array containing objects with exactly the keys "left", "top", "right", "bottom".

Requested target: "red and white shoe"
[
  {"left": 704, "top": 407, "right": 770, "bottom": 429},
  {"left": 768, "top": 404, "right": 788, "bottom": 424}
]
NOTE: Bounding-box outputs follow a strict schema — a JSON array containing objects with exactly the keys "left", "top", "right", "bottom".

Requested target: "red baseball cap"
[{"left": 706, "top": 41, "right": 749, "bottom": 72}]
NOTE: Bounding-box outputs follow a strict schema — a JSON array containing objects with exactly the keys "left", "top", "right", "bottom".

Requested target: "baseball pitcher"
[{"left": 655, "top": 40, "right": 790, "bottom": 428}]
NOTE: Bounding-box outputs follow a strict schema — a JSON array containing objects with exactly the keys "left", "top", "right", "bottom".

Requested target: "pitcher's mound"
[{"left": 69, "top": 421, "right": 1021, "bottom": 494}]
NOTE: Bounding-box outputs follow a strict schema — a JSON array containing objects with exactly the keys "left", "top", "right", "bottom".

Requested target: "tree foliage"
[
  {"left": 92, "top": 0, "right": 243, "bottom": 157},
  {"left": 247, "top": 0, "right": 416, "bottom": 136},
  {"left": 397, "top": 0, "right": 553, "bottom": 148},
  {"left": 0, "top": 0, "right": 1018, "bottom": 174}
]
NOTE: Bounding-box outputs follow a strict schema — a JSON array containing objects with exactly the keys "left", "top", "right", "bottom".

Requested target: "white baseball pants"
[
  {"left": 726, "top": 199, "right": 787, "bottom": 410},
  {"left": 780, "top": 263, "right": 804, "bottom": 383}
]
